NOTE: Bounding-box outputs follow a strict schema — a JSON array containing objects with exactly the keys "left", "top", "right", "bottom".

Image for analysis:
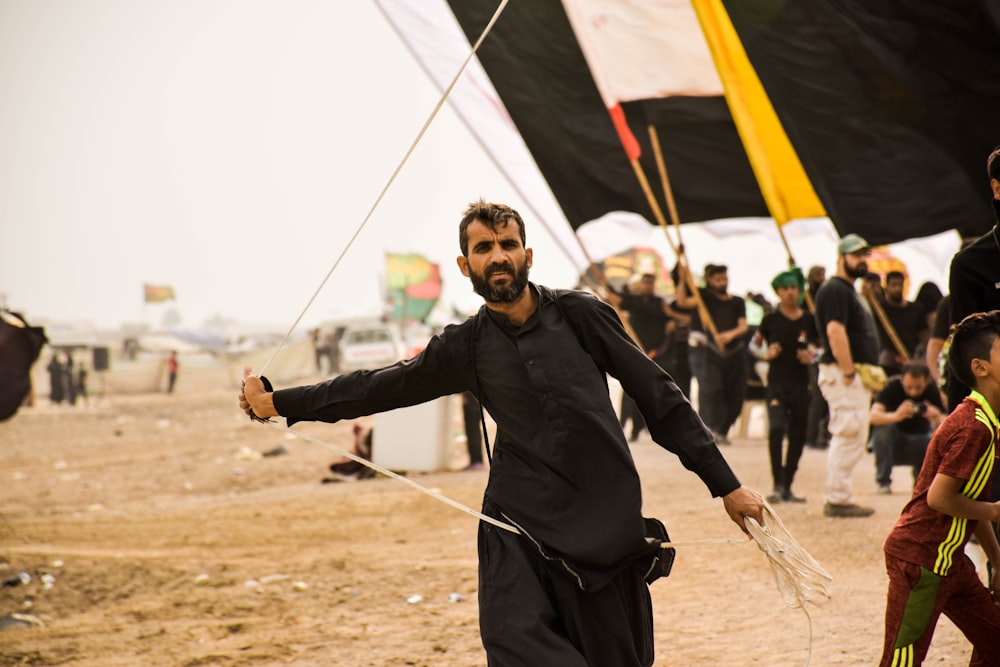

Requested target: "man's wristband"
[{"left": 843, "top": 370, "right": 856, "bottom": 379}]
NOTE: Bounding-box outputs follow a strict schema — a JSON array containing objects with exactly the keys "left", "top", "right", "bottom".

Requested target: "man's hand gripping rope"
[{"left": 240, "top": 366, "right": 277, "bottom": 423}]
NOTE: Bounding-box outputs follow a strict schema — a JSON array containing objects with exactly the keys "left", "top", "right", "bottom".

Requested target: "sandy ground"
[{"left": 0, "top": 380, "right": 984, "bottom": 667}]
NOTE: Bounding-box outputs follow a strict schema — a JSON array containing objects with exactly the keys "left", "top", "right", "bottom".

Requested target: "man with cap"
[
  {"left": 813, "top": 233, "right": 880, "bottom": 518},
  {"left": 752, "top": 267, "right": 819, "bottom": 503}
]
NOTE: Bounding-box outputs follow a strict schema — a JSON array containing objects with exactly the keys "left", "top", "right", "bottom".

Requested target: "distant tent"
[{"left": 0, "top": 311, "right": 48, "bottom": 421}]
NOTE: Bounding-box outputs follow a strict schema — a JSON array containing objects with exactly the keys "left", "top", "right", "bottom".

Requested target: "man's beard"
[
  {"left": 470, "top": 260, "right": 529, "bottom": 304},
  {"left": 845, "top": 260, "right": 868, "bottom": 280}
]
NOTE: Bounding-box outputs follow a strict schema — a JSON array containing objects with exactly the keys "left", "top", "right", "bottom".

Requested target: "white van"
[{"left": 336, "top": 324, "right": 406, "bottom": 373}]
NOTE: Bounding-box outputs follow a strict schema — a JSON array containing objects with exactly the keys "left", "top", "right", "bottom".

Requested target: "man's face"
[
  {"left": 457, "top": 219, "right": 531, "bottom": 304},
  {"left": 900, "top": 372, "right": 928, "bottom": 399},
  {"left": 885, "top": 277, "right": 905, "bottom": 302},
  {"left": 706, "top": 272, "right": 728, "bottom": 294},
  {"left": 637, "top": 274, "right": 656, "bottom": 296},
  {"left": 842, "top": 250, "right": 870, "bottom": 279},
  {"left": 808, "top": 268, "right": 825, "bottom": 288}
]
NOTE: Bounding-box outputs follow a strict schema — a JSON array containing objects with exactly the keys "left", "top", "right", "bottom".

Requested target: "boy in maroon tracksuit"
[{"left": 880, "top": 310, "right": 1000, "bottom": 666}]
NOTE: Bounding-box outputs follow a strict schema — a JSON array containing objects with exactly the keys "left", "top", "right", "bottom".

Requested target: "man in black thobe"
[{"left": 240, "top": 201, "right": 764, "bottom": 667}]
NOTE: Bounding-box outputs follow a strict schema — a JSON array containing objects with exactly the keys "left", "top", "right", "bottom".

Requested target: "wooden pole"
[
  {"left": 566, "top": 225, "right": 645, "bottom": 347},
  {"left": 862, "top": 284, "right": 910, "bottom": 362},
  {"left": 644, "top": 127, "right": 723, "bottom": 347}
]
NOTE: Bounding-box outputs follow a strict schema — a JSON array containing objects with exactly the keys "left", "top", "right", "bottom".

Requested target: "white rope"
[
  {"left": 744, "top": 501, "right": 833, "bottom": 667},
  {"left": 258, "top": 0, "right": 510, "bottom": 377},
  {"left": 266, "top": 419, "right": 752, "bottom": 553},
  {"left": 264, "top": 419, "right": 518, "bottom": 533}
]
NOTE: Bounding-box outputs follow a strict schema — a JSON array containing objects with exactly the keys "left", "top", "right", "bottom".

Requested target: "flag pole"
[
  {"left": 861, "top": 284, "right": 910, "bottom": 362},
  {"left": 566, "top": 229, "right": 646, "bottom": 347},
  {"left": 641, "top": 128, "right": 722, "bottom": 346}
]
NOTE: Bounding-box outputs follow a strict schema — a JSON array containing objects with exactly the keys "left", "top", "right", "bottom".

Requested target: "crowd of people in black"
[
  {"left": 46, "top": 351, "right": 87, "bottom": 407},
  {"left": 608, "top": 248, "right": 961, "bottom": 514}
]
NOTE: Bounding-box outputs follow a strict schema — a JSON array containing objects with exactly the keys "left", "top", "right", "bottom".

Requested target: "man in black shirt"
[
  {"left": 875, "top": 271, "right": 927, "bottom": 376},
  {"left": 608, "top": 271, "right": 672, "bottom": 441},
  {"left": 868, "top": 361, "right": 944, "bottom": 495},
  {"left": 814, "top": 233, "right": 881, "bottom": 518},
  {"left": 752, "top": 268, "right": 819, "bottom": 504},
  {"left": 239, "top": 201, "right": 765, "bottom": 667},
  {"left": 806, "top": 265, "right": 826, "bottom": 307},
  {"left": 925, "top": 294, "right": 951, "bottom": 402},
  {"left": 805, "top": 266, "right": 830, "bottom": 450},
  {"left": 948, "top": 145, "right": 1000, "bottom": 411},
  {"left": 675, "top": 264, "right": 749, "bottom": 445},
  {"left": 947, "top": 144, "right": 1000, "bottom": 534}
]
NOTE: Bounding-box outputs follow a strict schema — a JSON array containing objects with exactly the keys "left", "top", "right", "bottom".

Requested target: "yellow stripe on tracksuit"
[
  {"left": 893, "top": 397, "right": 998, "bottom": 661},
  {"left": 932, "top": 408, "right": 995, "bottom": 576},
  {"left": 891, "top": 643, "right": 913, "bottom": 666}
]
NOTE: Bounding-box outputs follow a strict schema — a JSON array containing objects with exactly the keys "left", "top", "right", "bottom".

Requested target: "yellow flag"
[{"left": 692, "top": 0, "right": 826, "bottom": 225}]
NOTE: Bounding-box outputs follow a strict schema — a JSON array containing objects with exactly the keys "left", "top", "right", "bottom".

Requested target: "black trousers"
[
  {"left": 805, "top": 363, "right": 829, "bottom": 446},
  {"left": 478, "top": 518, "right": 654, "bottom": 667},
  {"left": 766, "top": 383, "right": 809, "bottom": 491},
  {"left": 696, "top": 348, "right": 747, "bottom": 435},
  {"left": 463, "top": 392, "right": 483, "bottom": 465}
]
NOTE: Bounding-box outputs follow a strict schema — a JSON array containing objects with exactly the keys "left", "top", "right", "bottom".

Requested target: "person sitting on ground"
[
  {"left": 878, "top": 310, "right": 1000, "bottom": 666},
  {"left": 868, "top": 361, "right": 944, "bottom": 495}
]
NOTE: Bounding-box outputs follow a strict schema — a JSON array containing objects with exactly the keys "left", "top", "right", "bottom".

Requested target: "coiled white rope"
[{"left": 745, "top": 501, "right": 833, "bottom": 667}]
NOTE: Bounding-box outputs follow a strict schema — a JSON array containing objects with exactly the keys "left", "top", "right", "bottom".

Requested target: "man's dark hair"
[
  {"left": 459, "top": 200, "right": 526, "bottom": 257},
  {"left": 900, "top": 361, "right": 931, "bottom": 379},
  {"left": 988, "top": 145, "right": 1000, "bottom": 182},
  {"left": 885, "top": 271, "right": 905, "bottom": 283},
  {"left": 948, "top": 310, "right": 1000, "bottom": 389},
  {"left": 704, "top": 264, "right": 728, "bottom": 278}
]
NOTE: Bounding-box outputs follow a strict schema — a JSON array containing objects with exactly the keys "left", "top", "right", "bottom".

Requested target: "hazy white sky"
[
  {"left": 0, "top": 1, "right": 579, "bottom": 331},
  {"left": 0, "top": 1, "right": 960, "bottom": 337}
]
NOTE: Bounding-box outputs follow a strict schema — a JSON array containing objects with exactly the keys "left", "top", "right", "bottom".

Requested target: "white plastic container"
[{"left": 372, "top": 397, "right": 453, "bottom": 472}]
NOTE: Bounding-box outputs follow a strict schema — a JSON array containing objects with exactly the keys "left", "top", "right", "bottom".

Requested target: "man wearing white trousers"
[{"left": 813, "top": 234, "right": 880, "bottom": 518}]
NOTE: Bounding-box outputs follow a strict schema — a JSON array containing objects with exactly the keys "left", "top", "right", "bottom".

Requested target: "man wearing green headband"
[{"left": 752, "top": 268, "right": 819, "bottom": 503}]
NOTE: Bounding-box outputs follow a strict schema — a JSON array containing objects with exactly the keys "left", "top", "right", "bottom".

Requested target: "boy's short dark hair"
[
  {"left": 948, "top": 310, "right": 1000, "bottom": 389},
  {"left": 458, "top": 200, "right": 526, "bottom": 257}
]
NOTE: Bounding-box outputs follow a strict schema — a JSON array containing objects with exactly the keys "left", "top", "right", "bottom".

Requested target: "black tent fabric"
[
  {"left": 721, "top": 0, "right": 1000, "bottom": 244},
  {"left": 0, "top": 312, "right": 48, "bottom": 421},
  {"left": 445, "top": 0, "right": 769, "bottom": 230}
]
